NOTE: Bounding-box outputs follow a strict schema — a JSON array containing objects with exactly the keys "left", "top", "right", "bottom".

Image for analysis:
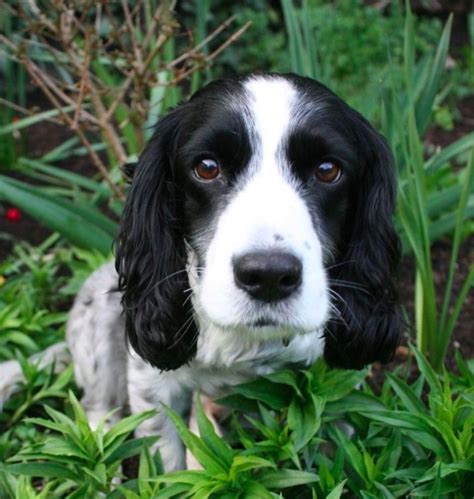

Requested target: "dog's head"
[{"left": 116, "top": 73, "right": 401, "bottom": 371}]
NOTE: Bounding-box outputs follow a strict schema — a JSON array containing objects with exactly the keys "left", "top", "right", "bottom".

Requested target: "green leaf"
[
  {"left": 326, "top": 392, "right": 386, "bottom": 414},
  {"left": 330, "top": 426, "right": 367, "bottom": 484},
  {"left": 264, "top": 369, "right": 303, "bottom": 398},
  {"left": 17, "top": 157, "right": 111, "bottom": 196},
  {"left": 0, "top": 105, "right": 76, "bottom": 135},
  {"left": 416, "top": 15, "right": 453, "bottom": 133},
  {"left": 241, "top": 480, "right": 273, "bottom": 498},
  {"left": 0, "top": 176, "right": 113, "bottom": 254},
  {"left": 312, "top": 366, "right": 368, "bottom": 401},
  {"left": 102, "top": 436, "right": 158, "bottom": 466},
  {"left": 229, "top": 456, "right": 276, "bottom": 481},
  {"left": 326, "top": 479, "right": 347, "bottom": 499},
  {"left": 162, "top": 405, "right": 228, "bottom": 475},
  {"left": 418, "top": 460, "right": 474, "bottom": 483},
  {"left": 229, "top": 377, "right": 293, "bottom": 410},
  {"left": 411, "top": 348, "right": 442, "bottom": 398},
  {"left": 153, "top": 483, "right": 193, "bottom": 498},
  {"left": 195, "top": 394, "right": 233, "bottom": 469},
  {"left": 288, "top": 393, "right": 325, "bottom": 450},
  {"left": 425, "top": 132, "right": 474, "bottom": 172},
  {"left": 156, "top": 470, "right": 210, "bottom": 485},
  {"left": 103, "top": 410, "right": 156, "bottom": 453},
  {"left": 35, "top": 436, "right": 92, "bottom": 461},
  {"left": 386, "top": 373, "right": 426, "bottom": 414},
  {"left": 7, "top": 462, "right": 79, "bottom": 482},
  {"left": 258, "top": 469, "right": 319, "bottom": 489}
]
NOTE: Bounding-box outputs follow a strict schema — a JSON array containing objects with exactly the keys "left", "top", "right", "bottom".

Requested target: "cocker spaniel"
[{"left": 53, "top": 73, "right": 400, "bottom": 471}]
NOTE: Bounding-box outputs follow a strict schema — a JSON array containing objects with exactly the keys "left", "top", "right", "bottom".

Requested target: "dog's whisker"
[
  {"left": 150, "top": 268, "right": 190, "bottom": 290},
  {"left": 328, "top": 279, "right": 369, "bottom": 294},
  {"left": 325, "top": 260, "right": 357, "bottom": 272},
  {"left": 328, "top": 289, "right": 362, "bottom": 331}
]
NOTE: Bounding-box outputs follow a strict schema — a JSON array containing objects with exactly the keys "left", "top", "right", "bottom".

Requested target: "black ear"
[
  {"left": 115, "top": 105, "right": 198, "bottom": 370},
  {"left": 324, "top": 111, "right": 402, "bottom": 369},
  {"left": 122, "top": 161, "right": 138, "bottom": 182}
]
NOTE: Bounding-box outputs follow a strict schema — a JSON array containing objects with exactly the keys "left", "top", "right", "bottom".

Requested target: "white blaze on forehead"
[
  {"left": 196, "top": 75, "right": 329, "bottom": 335},
  {"left": 244, "top": 76, "right": 296, "bottom": 168}
]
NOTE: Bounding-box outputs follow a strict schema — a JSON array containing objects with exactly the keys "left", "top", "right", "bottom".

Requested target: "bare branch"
[{"left": 0, "top": 0, "right": 246, "bottom": 199}]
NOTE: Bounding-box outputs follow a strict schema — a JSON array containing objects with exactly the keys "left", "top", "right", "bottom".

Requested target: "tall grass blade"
[
  {"left": 0, "top": 176, "right": 114, "bottom": 254},
  {"left": 438, "top": 151, "right": 474, "bottom": 347},
  {"left": 416, "top": 15, "right": 453, "bottom": 134}
]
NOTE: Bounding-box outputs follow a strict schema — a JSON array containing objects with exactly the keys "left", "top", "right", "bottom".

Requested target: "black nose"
[{"left": 233, "top": 251, "right": 302, "bottom": 303}]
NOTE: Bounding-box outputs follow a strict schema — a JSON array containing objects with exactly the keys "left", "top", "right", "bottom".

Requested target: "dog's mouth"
[{"left": 250, "top": 317, "right": 279, "bottom": 328}]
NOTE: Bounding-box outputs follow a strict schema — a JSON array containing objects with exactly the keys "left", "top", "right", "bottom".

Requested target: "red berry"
[{"left": 5, "top": 207, "right": 22, "bottom": 223}]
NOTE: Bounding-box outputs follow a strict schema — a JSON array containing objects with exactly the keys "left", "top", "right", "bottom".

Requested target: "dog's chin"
[{"left": 204, "top": 313, "right": 320, "bottom": 343}]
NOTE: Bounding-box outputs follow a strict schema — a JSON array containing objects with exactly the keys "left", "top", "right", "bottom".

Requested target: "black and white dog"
[{"left": 4, "top": 73, "right": 401, "bottom": 471}]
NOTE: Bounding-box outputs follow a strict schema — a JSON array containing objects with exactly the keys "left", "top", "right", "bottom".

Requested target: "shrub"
[{"left": 2, "top": 349, "right": 473, "bottom": 497}]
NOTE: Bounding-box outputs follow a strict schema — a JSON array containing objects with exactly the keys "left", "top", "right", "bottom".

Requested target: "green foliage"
[
  {"left": 0, "top": 1, "right": 27, "bottom": 168},
  {"left": 6, "top": 391, "right": 158, "bottom": 497},
  {"left": 2, "top": 351, "right": 472, "bottom": 497},
  {"left": 281, "top": 0, "right": 442, "bottom": 115},
  {"left": 0, "top": 114, "right": 120, "bottom": 253},
  {"left": 216, "top": 352, "right": 473, "bottom": 497},
  {"left": 385, "top": 5, "right": 474, "bottom": 370},
  {"left": 0, "top": 235, "right": 109, "bottom": 360}
]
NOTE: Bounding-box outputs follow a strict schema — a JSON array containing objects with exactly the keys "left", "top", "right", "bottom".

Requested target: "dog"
[{"left": 4, "top": 73, "right": 401, "bottom": 472}]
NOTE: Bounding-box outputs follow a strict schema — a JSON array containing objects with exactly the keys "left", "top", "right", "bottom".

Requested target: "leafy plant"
[
  {"left": 107, "top": 351, "right": 474, "bottom": 497},
  {"left": 4, "top": 349, "right": 471, "bottom": 497},
  {"left": 282, "top": 0, "right": 474, "bottom": 369},
  {"left": 0, "top": 1, "right": 27, "bottom": 168},
  {"left": 0, "top": 235, "right": 109, "bottom": 360},
  {"left": 6, "top": 391, "right": 157, "bottom": 497},
  {"left": 0, "top": 355, "right": 73, "bottom": 428},
  {"left": 386, "top": 6, "right": 474, "bottom": 370}
]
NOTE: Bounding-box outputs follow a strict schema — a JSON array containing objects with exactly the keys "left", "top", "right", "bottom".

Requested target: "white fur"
[{"left": 198, "top": 76, "right": 329, "bottom": 338}]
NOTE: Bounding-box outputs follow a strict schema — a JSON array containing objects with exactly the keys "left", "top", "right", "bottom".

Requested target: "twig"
[
  {"left": 71, "top": 41, "right": 90, "bottom": 130},
  {"left": 206, "top": 21, "right": 252, "bottom": 62},
  {"left": 20, "top": 57, "right": 125, "bottom": 200},
  {"left": 1, "top": 0, "right": 246, "bottom": 196},
  {"left": 167, "top": 15, "right": 237, "bottom": 69},
  {"left": 121, "top": 0, "right": 144, "bottom": 73},
  {"left": 170, "top": 21, "right": 252, "bottom": 86},
  {"left": 0, "top": 98, "right": 62, "bottom": 125}
]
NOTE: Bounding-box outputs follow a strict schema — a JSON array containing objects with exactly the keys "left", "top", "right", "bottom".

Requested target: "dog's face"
[{"left": 116, "top": 74, "right": 401, "bottom": 371}]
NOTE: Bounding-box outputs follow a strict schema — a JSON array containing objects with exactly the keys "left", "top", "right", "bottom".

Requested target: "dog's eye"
[
  {"left": 194, "top": 159, "right": 221, "bottom": 181},
  {"left": 315, "top": 161, "right": 341, "bottom": 183}
]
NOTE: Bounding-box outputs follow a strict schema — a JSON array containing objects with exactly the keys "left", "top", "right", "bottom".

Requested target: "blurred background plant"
[
  {"left": 0, "top": 0, "right": 249, "bottom": 252},
  {"left": 0, "top": 0, "right": 473, "bottom": 496}
]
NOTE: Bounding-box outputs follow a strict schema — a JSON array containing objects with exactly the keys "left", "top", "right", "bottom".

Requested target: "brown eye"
[
  {"left": 315, "top": 161, "right": 341, "bottom": 183},
  {"left": 194, "top": 158, "right": 221, "bottom": 181}
]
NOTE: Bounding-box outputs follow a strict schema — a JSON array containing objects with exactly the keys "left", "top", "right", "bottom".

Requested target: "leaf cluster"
[{"left": 2, "top": 349, "right": 472, "bottom": 498}]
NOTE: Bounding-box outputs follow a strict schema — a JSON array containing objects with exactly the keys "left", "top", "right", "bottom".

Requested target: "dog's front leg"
[{"left": 127, "top": 353, "right": 192, "bottom": 472}]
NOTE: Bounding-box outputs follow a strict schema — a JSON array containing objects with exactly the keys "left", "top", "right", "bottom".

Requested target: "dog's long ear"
[
  {"left": 324, "top": 110, "right": 402, "bottom": 369},
  {"left": 115, "top": 105, "right": 198, "bottom": 370}
]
